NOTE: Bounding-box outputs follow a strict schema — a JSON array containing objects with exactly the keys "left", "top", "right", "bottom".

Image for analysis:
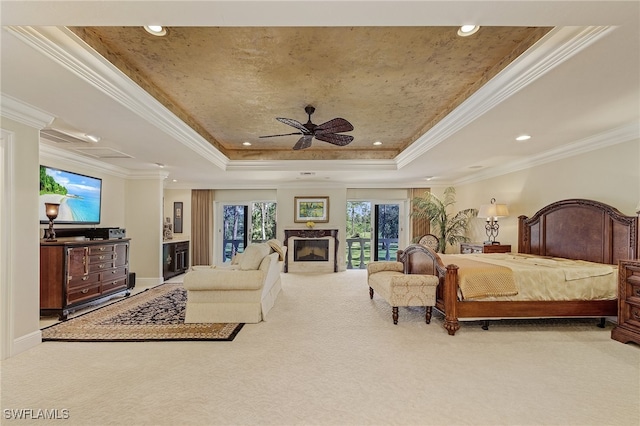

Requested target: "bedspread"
[
  {"left": 439, "top": 255, "right": 518, "bottom": 299},
  {"left": 440, "top": 253, "right": 618, "bottom": 301}
]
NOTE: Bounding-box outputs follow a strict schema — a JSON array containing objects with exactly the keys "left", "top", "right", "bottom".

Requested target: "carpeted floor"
[
  {"left": 41, "top": 283, "right": 243, "bottom": 342},
  {"left": 3, "top": 270, "right": 639, "bottom": 425}
]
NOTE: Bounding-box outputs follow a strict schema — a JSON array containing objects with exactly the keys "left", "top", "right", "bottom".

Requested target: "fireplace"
[
  {"left": 284, "top": 229, "right": 339, "bottom": 273},
  {"left": 294, "top": 239, "right": 329, "bottom": 262}
]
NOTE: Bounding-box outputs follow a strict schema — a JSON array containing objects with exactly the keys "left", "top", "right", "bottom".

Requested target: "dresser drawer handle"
[
  {"left": 99, "top": 255, "right": 105, "bottom": 260},
  {"left": 633, "top": 311, "right": 640, "bottom": 320},
  {"left": 81, "top": 288, "right": 89, "bottom": 294},
  {"left": 82, "top": 276, "right": 88, "bottom": 281},
  {"left": 99, "top": 247, "right": 106, "bottom": 251},
  {"left": 635, "top": 289, "right": 640, "bottom": 297},
  {"left": 99, "top": 264, "right": 105, "bottom": 269}
]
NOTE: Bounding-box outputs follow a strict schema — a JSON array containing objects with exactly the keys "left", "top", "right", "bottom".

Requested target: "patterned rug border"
[{"left": 41, "top": 283, "right": 244, "bottom": 342}]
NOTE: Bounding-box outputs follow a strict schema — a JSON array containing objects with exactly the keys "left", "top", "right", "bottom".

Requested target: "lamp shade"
[{"left": 478, "top": 203, "right": 509, "bottom": 218}]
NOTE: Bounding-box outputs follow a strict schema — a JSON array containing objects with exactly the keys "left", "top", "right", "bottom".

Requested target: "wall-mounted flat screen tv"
[{"left": 39, "top": 165, "right": 102, "bottom": 224}]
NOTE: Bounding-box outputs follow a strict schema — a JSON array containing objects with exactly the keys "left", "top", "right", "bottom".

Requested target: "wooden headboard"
[{"left": 518, "top": 199, "right": 638, "bottom": 264}]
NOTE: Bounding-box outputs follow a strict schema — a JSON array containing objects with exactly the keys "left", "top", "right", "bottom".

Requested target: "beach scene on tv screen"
[{"left": 39, "top": 166, "right": 101, "bottom": 223}]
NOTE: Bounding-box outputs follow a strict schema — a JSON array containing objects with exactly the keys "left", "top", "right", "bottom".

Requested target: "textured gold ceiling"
[{"left": 70, "top": 26, "right": 551, "bottom": 160}]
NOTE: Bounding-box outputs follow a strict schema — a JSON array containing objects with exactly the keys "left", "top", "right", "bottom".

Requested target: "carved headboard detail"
[{"left": 518, "top": 199, "right": 638, "bottom": 264}]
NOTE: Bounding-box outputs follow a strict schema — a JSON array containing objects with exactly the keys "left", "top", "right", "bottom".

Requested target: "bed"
[{"left": 409, "top": 198, "right": 638, "bottom": 336}]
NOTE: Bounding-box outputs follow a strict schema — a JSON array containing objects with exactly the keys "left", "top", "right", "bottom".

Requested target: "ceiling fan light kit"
[{"left": 260, "top": 105, "right": 354, "bottom": 150}]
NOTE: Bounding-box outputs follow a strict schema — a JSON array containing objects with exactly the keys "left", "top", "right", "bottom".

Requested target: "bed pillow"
[{"left": 239, "top": 243, "right": 271, "bottom": 270}]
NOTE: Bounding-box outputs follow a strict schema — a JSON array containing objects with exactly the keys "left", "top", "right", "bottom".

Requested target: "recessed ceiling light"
[
  {"left": 155, "top": 163, "right": 165, "bottom": 168},
  {"left": 242, "top": 141, "right": 252, "bottom": 146},
  {"left": 144, "top": 26, "right": 167, "bottom": 36},
  {"left": 373, "top": 141, "right": 382, "bottom": 146},
  {"left": 84, "top": 133, "right": 100, "bottom": 143},
  {"left": 516, "top": 135, "right": 532, "bottom": 141},
  {"left": 424, "top": 176, "right": 434, "bottom": 181},
  {"left": 457, "top": 25, "right": 480, "bottom": 37},
  {"left": 172, "top": 179, "right": 178, "bottom": 183}
]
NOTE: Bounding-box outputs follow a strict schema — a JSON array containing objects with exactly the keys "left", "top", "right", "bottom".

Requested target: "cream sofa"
[{"left": 183, "top": 241, "right": 286, "bottom": 323}]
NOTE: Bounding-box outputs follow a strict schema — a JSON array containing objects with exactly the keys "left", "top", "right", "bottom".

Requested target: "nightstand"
[
  {"left": 460, "top": 242, "right": 511, "bottom": 254},
  {"left": 611, "top": 259, "right": 640, "bottom": 345}
]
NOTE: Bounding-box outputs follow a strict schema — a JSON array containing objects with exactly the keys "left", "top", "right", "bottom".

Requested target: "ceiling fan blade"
[
  {"left": 314, "top": 133, "right": 354, "bottom": 146},
  {"left": 276, "top": 117, "right": 311, "bottom": 134},
  {"left": 259, "top": 132, "right": 302, "bottom": 138},
  {"left": 293, "top": 135, "right": 314, "bottom": 150},
  {"left": 314, "top": 118, "right": 354, "bottom": 135}
]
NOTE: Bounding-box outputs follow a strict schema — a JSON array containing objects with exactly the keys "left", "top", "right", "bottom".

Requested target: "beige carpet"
[
  {"left": 1, "top": 270, "right": 638, "bottom": 425},
  {"left": 41, "top": 284, "right": 243, "bottom": 342}
]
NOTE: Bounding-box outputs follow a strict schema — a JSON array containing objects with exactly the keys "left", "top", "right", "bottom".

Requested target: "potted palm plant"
[{"left": 411, "top": 187, "right": 477, "bottom": 253}]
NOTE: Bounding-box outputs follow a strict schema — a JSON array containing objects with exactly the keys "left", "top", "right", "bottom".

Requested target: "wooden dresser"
[
  {"left": 40, "top": 238, "right": 131, "bottom": 320},
  {"left": 460, "top": 242, "right": 511, "bottom": 254},
  {"left": 611, "top": 259, "right": 640, "bottom": 345}
]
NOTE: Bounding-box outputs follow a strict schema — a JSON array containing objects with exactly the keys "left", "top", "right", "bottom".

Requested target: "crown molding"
[
  {"left": 225, "top": 159, "right": 398, "bottom": 172},
  {"left": 39, "top": 143, "right": 130, "bottom": 178},
  {"left": 395, "top": 25, "right": 615, "bottom": 169},
  {"left": 0, "top": 93, "right": 55, "bottom": 129},
  {"left": 453, "top": 121, "right": 639, "bottom": 186},
  {"left": 6, "top": 25, "right": 229, "bottom": 171}
]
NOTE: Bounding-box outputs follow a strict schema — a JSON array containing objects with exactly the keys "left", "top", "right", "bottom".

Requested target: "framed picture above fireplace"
[{"left": 294, "top": 196, "right": 329, "bottom": 223}]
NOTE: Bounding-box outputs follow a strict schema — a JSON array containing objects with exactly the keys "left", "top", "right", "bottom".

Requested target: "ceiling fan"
[{"left": 259, "top": 105, "right": 354, "bottom": 150}]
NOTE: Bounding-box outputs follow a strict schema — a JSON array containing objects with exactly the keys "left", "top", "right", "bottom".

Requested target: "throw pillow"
[
  {"left": 231, "top": 252, "right": 244, "bottom": 265},
  {"left": 267, "top": 239, "right": 286, "bottom": 261},
  {"left": 239, "top": 243, "right": 271, "bottom": 270}
]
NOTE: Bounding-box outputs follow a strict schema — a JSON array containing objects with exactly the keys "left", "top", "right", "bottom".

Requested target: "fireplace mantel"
[{"left": 284, "top": 229, "right": 339, "bottom": 273}]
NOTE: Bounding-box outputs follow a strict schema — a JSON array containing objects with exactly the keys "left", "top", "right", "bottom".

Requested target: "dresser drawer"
[
  {"left": 621, "top": 303, "right": 640, "bottom": 328},
  {"left": 67, "top": 283, "right": 102, "bottom": 305},
  {"left": 68, "top": 272, "right": 100, "bottom": 289},
  {"left": 88, "top": 260, "right": 115, "bottom": 273},
  {"left": 626, "top": 273, "right": 640, "bottom": 303},
  {"left": 88, "top": 245, "right": 114, "bottom": 255},
  {"left": 101, "top": 278, "right": 128, "bottom": 294},
  {"left": 102, "top": 266, "right": 128, "bottom": 281}
]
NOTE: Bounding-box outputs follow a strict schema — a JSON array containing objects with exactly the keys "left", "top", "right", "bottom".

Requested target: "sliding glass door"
[
  {"left": 374, "top": 203, "right": 400, "bottom": 261},
  {"left": 219, "top": 202, "right": 277, "bottom": 264},
  {"left": 345, "top": 201, "right": 403, "bottom": 268},
  {"left": 221, "top": 204, "right": 247, "bottom": 263}
]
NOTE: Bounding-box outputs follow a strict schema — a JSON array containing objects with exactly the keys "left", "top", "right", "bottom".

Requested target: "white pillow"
[{"left": 239, "top": 243, "right": 271, "bottom": 270}]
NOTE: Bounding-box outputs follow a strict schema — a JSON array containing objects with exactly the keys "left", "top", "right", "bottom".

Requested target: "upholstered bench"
[{"left": 367, "top": 260, "right": 438, "bottom": 325}]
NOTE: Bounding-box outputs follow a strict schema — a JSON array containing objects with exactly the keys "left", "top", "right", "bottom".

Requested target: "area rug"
[{"left": 41, "top": 283, "right": 244, "bottom": 342}]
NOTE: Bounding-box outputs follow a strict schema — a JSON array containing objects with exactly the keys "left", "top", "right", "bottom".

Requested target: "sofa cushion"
[{"left": 239, "top": 243, "right": 271, "bottom": 270}]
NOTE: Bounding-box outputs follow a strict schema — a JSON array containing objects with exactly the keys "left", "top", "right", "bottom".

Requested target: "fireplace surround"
[{"left": 284, "top": 229, "right": 338, "bottom": 273}]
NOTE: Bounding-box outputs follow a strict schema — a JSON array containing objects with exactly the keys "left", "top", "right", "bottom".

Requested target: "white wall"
[
  {"left": 126, "top": 178, "right": 164, "bottom": 286},
  {"left": 163, "top": 188, "right": 191, "bottom": 241},
  {"left": 0, "top": 117, "right": 42, "bottom": 358},
  {"left": 455, "top": 139, "right": 640, "bottom": 252}
]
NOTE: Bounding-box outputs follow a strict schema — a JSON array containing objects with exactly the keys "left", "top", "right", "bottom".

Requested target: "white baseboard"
[
  {"left": 12, "top": 329, "right": 42, "bottom": 357},
  {"left": 136, "top": 277, "right": 164, "bottom": 289}
]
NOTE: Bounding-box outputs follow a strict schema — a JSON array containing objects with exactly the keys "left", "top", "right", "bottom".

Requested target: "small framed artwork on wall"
[
  {"left": 174, "top": 202, "right": 183, "bottom": 233},
  {"left": 294, "top": 196, "right": 329, "bottom": 223}
]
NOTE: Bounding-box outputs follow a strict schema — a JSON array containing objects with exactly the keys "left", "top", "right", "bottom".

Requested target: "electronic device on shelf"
[
  {"left": 86, "top": 228, "right": 126, "bottom": 240},
  {"left": 49, "top": 227, "right": 126, "bottom": 240}
]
